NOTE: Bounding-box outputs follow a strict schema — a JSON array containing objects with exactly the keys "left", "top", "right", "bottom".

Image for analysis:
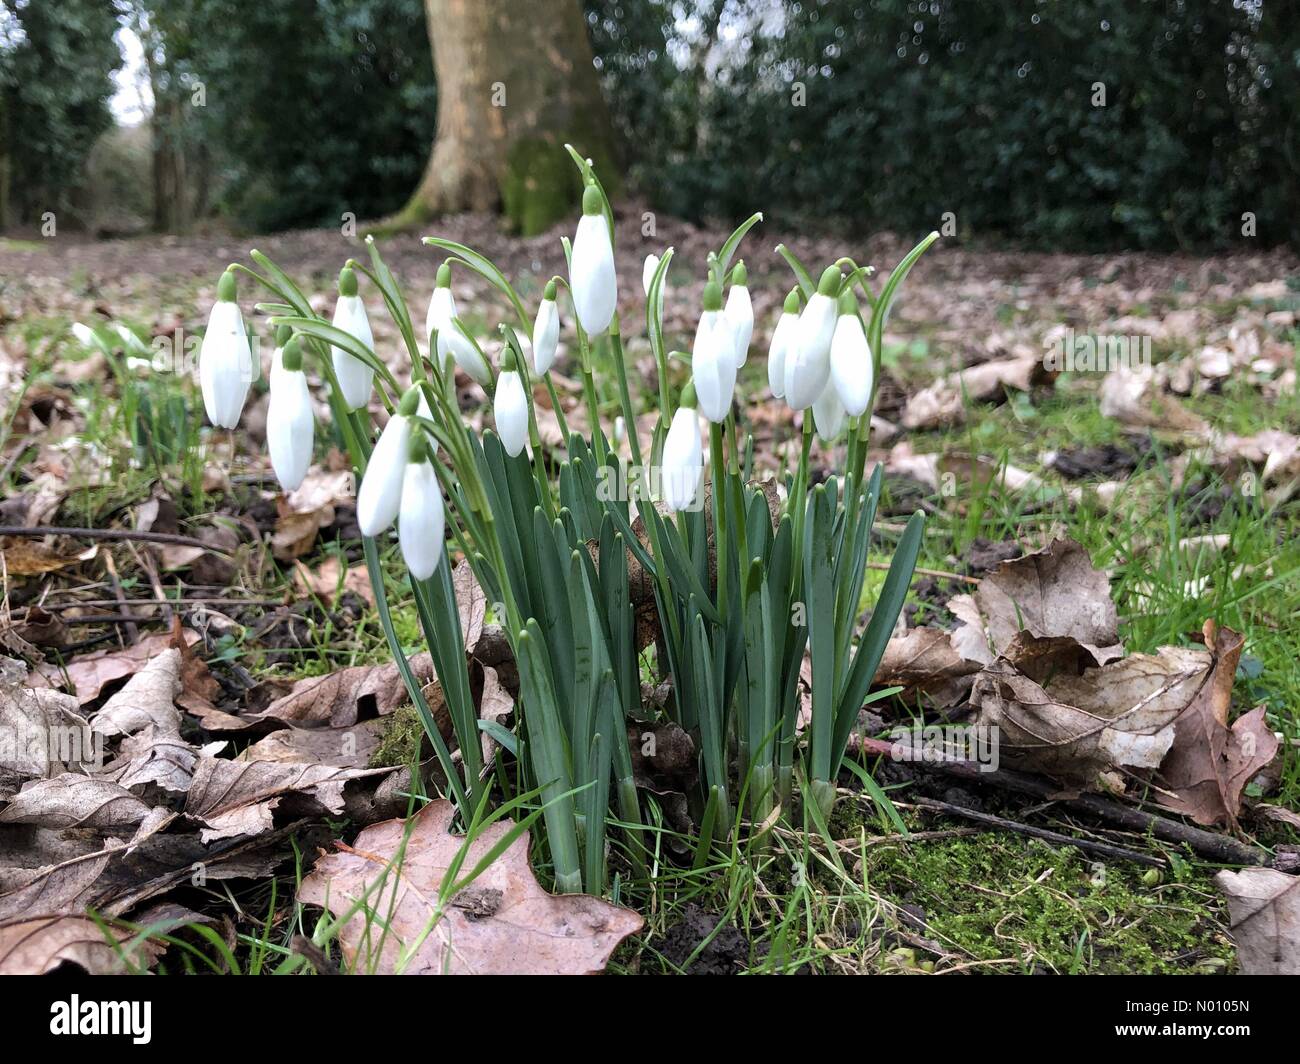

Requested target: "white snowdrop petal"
[
  {"left": 830, "top": 313, "right": 874, "bottom": 417},
  {"left": 768, "top": 312, "right": 798, "bottom": 398},
  {"left": 267, "top": 369, "right": 314, "bottom": 492},
  {"left": 199, "top": 300, "right": 254, "bottom": 429},
  {"left": 331, "top": 294, "right": 375, "bottom": 411},
  {"left": 662, "top": 407, "right": 704, "bottom": 513},
  {"left": 725, "top": 285, "right": 754, "bottom": 367},
  {"left": 356, "top": 414, "right": 412, "bottom": 537},
  {"left": 784, "top": 293, "right": 836, "bottom": 410},
  {"left": 812, "top": 380, "right": 847, "bottom": 441},
  {"left": 571, "top": 213, "right": 617, "bottom": 335},
  {"left": 495, "top": 370, "right": 529, "bottom": 457},
  {"left": 532, "top": 298, "right": 560, "bottom": 374},
  {"left": 399, "top": 460, "right": 446, "bottom": 581}
]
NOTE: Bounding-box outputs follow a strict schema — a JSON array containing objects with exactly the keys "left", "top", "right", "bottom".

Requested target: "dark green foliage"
[
  {"left": 587, "top": 0, "right": 1299, "bottom": 249},
  {"left": 147, "top": 0, "right": 437, "bottom": 231},
  {"left": 0, "top": 0, "right": 121, "bottom": 227}
]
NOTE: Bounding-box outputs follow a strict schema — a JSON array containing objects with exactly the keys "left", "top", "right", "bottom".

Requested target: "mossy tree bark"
[{"left": 399, "top": 0, "right": 618, "bottom": 236}]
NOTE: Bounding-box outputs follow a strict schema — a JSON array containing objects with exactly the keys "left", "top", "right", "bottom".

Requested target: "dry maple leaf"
[
  {"left": 1215, "top": 867, "right": 1300, "bottom": 975},
  {"left": 1154, "top": 622, "right": 1278, "bottom": 829},
  {"left": 298, "top": 800, "right": 643, "bottom": 974}
]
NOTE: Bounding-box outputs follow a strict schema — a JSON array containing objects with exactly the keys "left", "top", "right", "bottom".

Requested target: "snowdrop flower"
[
  {"left": 267, "top": 334, "right": 315, "bottom": 492},
  {"left": 661, "top": 384, "right": 704, "bottom": 513},
  {"left": 398, "top": 433, "right": 446, "bottom": 581},
  {"left": 692, "top": 280, "right": 736, "bottom": 424},
  {"left": 570, "top": 184, "right": 616, "bottom": 335},
  {"left": 812, "top": 379, "right": 847, "bottom": 441},
  {"left": 643, "top": 252, "right": 668, "bottom": 316},
  {"left": 767, "top": 288, "right": 801, "bottom": 399},
  {"left": 784, "top": 266, "right": 841, "bottom": 410},
  {"left": 71, "top": 322, "right": 97, "bottom": 348},
  {"left": 331, "top": 267, "right": 375, "bottom": 411},
  {"left": 829, "top": 290, "right": 873, "bottom": 417},
  {"left": 532, "top": 279, "right": 560, "bottom": 374},
  {"left": 724, "top": 261, "right": 754, "bottom": 367},
  {"left": 356, "top": 387, "right": 419, "bottom": 537},
  {"left": 268, "top": 324, "right": 291, "bottom": 393},
  {"left": 199, "top": 270, "right": 254, "bottom": 429},
  {"left": 427, "top": 264, "right": 491, "bottom": 386},
  {"left": 494, "top": 348, "right": 529, "bottom": 458}
]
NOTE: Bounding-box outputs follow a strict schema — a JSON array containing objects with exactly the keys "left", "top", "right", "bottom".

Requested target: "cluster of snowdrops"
[{"left": 192, "top": 151, "right": 935, "bottom": 893}]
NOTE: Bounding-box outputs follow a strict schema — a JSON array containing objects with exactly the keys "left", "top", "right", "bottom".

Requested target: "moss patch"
[
  {"left": 368, "top": 703, "right": 427, "bottom": 769},
  {"left": 861, "top": 828, "right": 1235, "bottom": 974}
]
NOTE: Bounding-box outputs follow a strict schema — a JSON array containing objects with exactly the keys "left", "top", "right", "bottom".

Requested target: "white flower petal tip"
[
  {"left": 199, "top": 299, "right": 254, "bottom": 429},
  {"left": 767, "top": 311, "right": 799, "bottom": 399},
  {"left": 662, "top": 407, "right": 704, "bottom": 513},
  {"left": 571, "top": 212, "right": 617, "bottom": 335},
  {"left": 495, "top": 370, "right": 529, "bottom": 457},
  {"left": 829, "top": 312, "right": 874, "bottom": 417},
  {"left": 724, "top": 284, "right": 754, "bottom": 367},
  {"left": 267, "top": 366, "right": 314, "bottom": 493},
  {"left": 784, "top": 292, "right": 837, "bottom": 410},
  {"left": 356, "top": 414, "right": 412, "bottom": 537},
  {"left": 331, "top": 293, "right": 376, "bottom": 411},
  {"left": 399, "top": 459, "right": 446, "bottom": 581},
  {"left": 532, "top": 297, "right": 560, "bottom": 375},
  {"left": 812, "top": 380, "right": 847, "bottom": 441}
]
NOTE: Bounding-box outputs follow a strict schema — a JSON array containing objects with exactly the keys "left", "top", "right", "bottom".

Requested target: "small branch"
[
  {"left": 909, "top": 795, "right": 1165, "bottom": 868},
  {"left": 858, "top": 737, "right": 1268, "bottom": 865},
  {"left": 0, "top": 525, "right": 231, "bottom": 556},
  {"left": 865, "top": 560, "right": 980, "bottom": 585}
]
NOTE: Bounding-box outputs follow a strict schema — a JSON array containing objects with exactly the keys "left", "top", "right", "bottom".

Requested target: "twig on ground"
[
  {"left": 857, "top": 736, "right": 1268, "bottom": 865},
  {"left": 101, "top": 549, "right": 139, "bottom": 646},
  {"left": 0, "top": 525, "right": 231, "bottom": 556},
  {"left": 906, "top": 795, "right": 1165, "bottom": 868}
]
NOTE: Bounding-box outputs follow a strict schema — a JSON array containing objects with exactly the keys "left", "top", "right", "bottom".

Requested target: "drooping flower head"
[
  {"left": 662, "top": 382, "right": 704, "bottom": 513},
  {"left": 267, "top": 333, "right": 315, "bottom": 492},
  {"left": 692, "top": 279, "right": 737, "bottom": 424},
  {"left": 398, "top": 431, "right": 446, "bottom": 582},
  {"left": 724, "top": 260, "right": 754, "bottom": 367},
  {"left": 199, "top": 270, "right": 254, "bottom": 429},
  {"left": 570, "top": 183, "right": 617, "bottom": 336},
  {"left": 494, "top": 344, "right": 529, "bottom": 458},
  {"left": 829, "top": 289, "right": 873, "bottom": 417},
  {"left": 356, "top": 386, "right": 420, "bottom": 537},
  {"left": 784, "top": 266, "right": 841, "bottom": 410},
  {"left": 532, "top": 278, "right": 560, "bottom": 375},
  {"left": 331, "top": 266, "right": 375, "bottom": 411},
  {"left": 767, "top": 287, "right": 801, "bottom": 399},
  {"left": 427, "top": 263, "right": 491, "bottom": 386}
]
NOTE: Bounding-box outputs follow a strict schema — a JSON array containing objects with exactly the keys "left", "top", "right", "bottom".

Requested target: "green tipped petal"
[
  {"left": 281, "top": 334, "right": 304, "bottom": 372},
  {"left": 543, "top": 278, "right": 558, "bottom": 301},
  {"left": 217, "top": 270, "right": 237, "bottom": 303},
  {"left": 338, "top": 266, "right": 358, "bottom": 297},
  {"left": 783, "top": 287, "right": 802, "bottom": 314},
  {"left": 837, "top": 289, "right": 859, "bottom": 315},
  {"left": 816, "top": 266, "right": 842, "bottom": 297},
  {"left": 702, "top": 280, "right": 723, "bottom": 312},
  {"left": 436, "top": 263, "right": 452, "bottom": 288},
  {"left": 275, "top": 324, "right": 293, "bottom": 348},
  {"left": 398, "top": 386, "right": 421, "bottom": 417},
  {"left": 680, "top": 380, "right": 698, "bottom": 409},
  {"left": 501, "top": 344, "right": 518, "bottom": 372},
  {"left": 408, "top": 430, "right": 431, "bottom": 464},
  {"left": 581, "top": 183, "right": 602, "bottom": 217},
  {"left": 732, "top": 260, "right": 748, "bottom": 286}
]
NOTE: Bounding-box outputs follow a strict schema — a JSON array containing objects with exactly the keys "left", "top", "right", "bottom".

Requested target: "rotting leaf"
[
  {"left": 1154, "top": 622, "right": 1278, "bottom": 829},
  {"left": 297, "top": 799, "right": 643, "bottom": 974},
  {"left": 0, "top": 914, "right": 165, "bottom": 974},
  {"left": 1215, "top": 867, "right": 1300, "bottom": 975}
]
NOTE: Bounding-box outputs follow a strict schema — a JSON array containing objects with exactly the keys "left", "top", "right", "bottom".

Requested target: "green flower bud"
[
  {"left": 436, "top": 263, "right": 452, "bottom": 289},
  {"left": 582, "top": 183, "right": 602, "bottom": 217},
  {"left": 543, "top": 278, "right": 558, "bottom": 301},
  {"left": 280, "top": 334, "right": 304, "bottom": 372},
  {"left": 732, "top": 260, "right": 748, "bottom": 286},
  {"left": 217, "top": 270, "right": 237, "bottom": 303},
  {"left": 837, "top": 289, "right": 859, "bottom": 316},
  {"left": 702, "top": 280, "right": 723, "bottom": 312},
  {"left": 783, "top": 288, "right": 802, "bottom": 314},
  {"left": 338, "top": 266, "right": 358, "bottom": 298},
  {"left": 408, "top": 430, "right": 430, "bottom": 464},
  {"left": 816, "top": 266, "right": 842, "bottom": 297},
  {"left": 275, "top": 324, "right": 293, "bottom": 348},
  {"left": 680, "top": 380, "right": 698, "bottom": 409},
  {"left": 398, "top": 386, "right": 422, "bottom": 417}
]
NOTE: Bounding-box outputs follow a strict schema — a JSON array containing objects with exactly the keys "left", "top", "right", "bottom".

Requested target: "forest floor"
[{"left": 1, "top": 213, "right": 1298, "bottom": 974}]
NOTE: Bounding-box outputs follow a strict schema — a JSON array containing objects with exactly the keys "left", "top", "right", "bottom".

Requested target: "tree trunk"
[{"left": 398, "top": 0, "right": 618, "bottom": 235}]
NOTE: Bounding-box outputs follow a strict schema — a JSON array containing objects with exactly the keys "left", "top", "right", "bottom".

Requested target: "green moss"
[
  {"left": 368, "top": 703, "right": 427, "bottom": 769},
  {"left": 861, "top": 830, "right": 1235, "bottom": 974},
  {"left": 502, "top": 136, "right": 619, "bottom": 237}
]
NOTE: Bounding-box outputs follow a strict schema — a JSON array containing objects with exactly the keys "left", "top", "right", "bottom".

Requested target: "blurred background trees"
[{"left": 1, "top": 0, "right": 1295, "bottom": 249}]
